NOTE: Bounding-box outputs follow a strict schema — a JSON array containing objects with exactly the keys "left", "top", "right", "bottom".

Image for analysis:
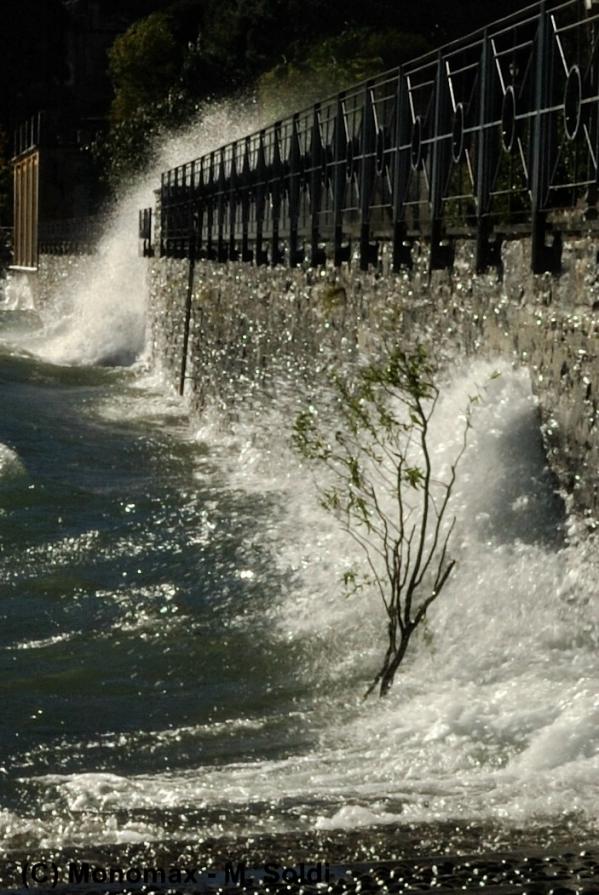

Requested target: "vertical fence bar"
[
  {"left": 228, "top": 144, "right": 237, "bottom": 261},
  {"left": 24, "top": 157, "right": 31, "bottom": 267},
  {"left": 196, "top": 161, "right": 205, "bottom": 259},
  {"left": 333, "top": 94, "right": 348, "bottom": 265},
  {"left": 475, "top": 30, "right": 501, "bottom": 273},
  {"left": 429, "top": 51, "right": 453, "bottom": 272},
  {"left": 215, "top": 149, "right": 224, "bottom": 261},
  {"left": 271, "top": 123, "right": 282, "bottom": 266},
  {"left": 591, "top": 9, "right": 599, "bottom": 211},
  {"left": 255, "top": 132, "right": 267, "bottom": 265},
  {"left": 241, "top": 137, "right": 252, "bottom": 262},
  {"left": 33, "top": 153, "right": 39, "bottom": 267},
  {"left": 530, "top": 0, "right": 560, "bottom": 273},
  {"left": 179, "top": 211, "right": 198, "bottom": 396},
  {"left": 288, "top": 115, "right": 303, "bottom": 266},
  {"left": 206, "top": 153, "right": 215, "bottom": 261},
  {"left": 310, "top": 105, "right": 325, "bottom": 265},
  {"left": 359, "top": 84, "right": 376, "bottom": 270},
  {"left": 392, "top": 68, "right": 412, "bottom": 270}
]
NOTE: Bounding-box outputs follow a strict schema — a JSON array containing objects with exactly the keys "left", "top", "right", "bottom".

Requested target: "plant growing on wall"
[{"left": 293, "top": 346, "right": 476, "bottom": 697}]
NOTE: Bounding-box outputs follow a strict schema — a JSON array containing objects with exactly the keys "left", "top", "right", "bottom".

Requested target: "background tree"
[
  {"left": 293, "top": 347, "right": 476, "bottom": 697},
  {"left": 109, "top": 13, "right": 180, "bottom": 124},
  {"left": 0, "top": 0, "right": 536, "bottom": 210},
  {"left": 257, "top": 29, "right": 430, "bottom": 117}
]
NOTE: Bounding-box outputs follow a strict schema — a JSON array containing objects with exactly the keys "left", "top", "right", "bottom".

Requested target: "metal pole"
[
  {"left": 310, "top": 105, "right": 324, "bottom": 266},
  {"left": 429, "top": 51, "right": 453, "bottom": 273},
  {"left": 392, "top": 68, "right": 412, "bottom": 270},
  {"left": 475, "top": 30, "right": 501, "bottom": 273},
  {"left": 359, "top": 84, "right": 376, "bottom": 270},
  {"left": 530, "top": 0, "right": 559, "bottom": 273},
  {"left": 179, "top": 213, "right": 198, "bottom": 397}
]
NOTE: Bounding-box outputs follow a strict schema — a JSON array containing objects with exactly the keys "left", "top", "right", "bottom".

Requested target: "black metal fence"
[
  {"left": 138, "top": 208, "right": 154, "bottom": 257},
  {"left": 154, "top": 0, "right": 599, "bottom": 275},
  {"left": 12, "top": 114, "right": 42, "bottom": 159},
  {"left": 38, "top": 216, "right": 106, "bottom": 256}
]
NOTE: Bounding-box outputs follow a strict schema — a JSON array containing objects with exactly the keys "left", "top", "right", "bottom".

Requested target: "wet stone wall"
[
  {"left": 148, "top": 238, "right": 599, "bottom": 522},
  {"left": 8, "top": 255, "right": 91, "bottom": 310}
]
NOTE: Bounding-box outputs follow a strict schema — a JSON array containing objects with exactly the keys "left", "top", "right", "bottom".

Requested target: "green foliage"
[
  {"left": 102, "top": 3, "right": 431, "bottom": 182},
  {"left": 293, "top": 346, "right": 475, "bottom": 697},
  {"left": 102, "top": 3, "right": 216, "bottom": 183},
  {"left": 257, "top": 28, "right": 430, "bottom": 116},
  {"left": 109, "top": 13, "right": 180, "bottom": 124}
]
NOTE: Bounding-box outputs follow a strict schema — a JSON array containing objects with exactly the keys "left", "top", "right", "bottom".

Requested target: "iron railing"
[
  {"left": 155, "top": 0, "right": 599, "bottom": 274},
  {"left": 12, "top": 114, "right": 42, "bottom": 159},
  {"left": 38, "top": 216, "right": 106, "bottom": 256},
  {"left": 138, "top": 207, "right": 154, "bottom": 257}
]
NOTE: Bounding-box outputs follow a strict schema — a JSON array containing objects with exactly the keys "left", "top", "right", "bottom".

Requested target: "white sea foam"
[
  {"left": 0, "top": 92, "right": 595, "bottom": 842},
  {"left": 18, "top": 359, "right": 598, "bottom": 850},
  {"left": 21, "top": 101, "right": 272, "bottom": 369},
  {"left": 5, "top": 631, "right": 79, "bottom": 652},
  {"left": 0, "top": 441, "right": 25, "bottom": 478},
  {"left": 315, "top": 805, "right": 402, "bottom": 831},
  {"left": 2, "top": 274, "right": 35, "bottom": 310},
  {"left": 0, "top": 805, "right": 165, "bottom": 849},
  {"left": 192, "top": 359, "right": 598, "bottom": 826}
]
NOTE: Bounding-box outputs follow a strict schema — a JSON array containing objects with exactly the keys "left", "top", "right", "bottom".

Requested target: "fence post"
[
  {"left": 216, "top": 149, "right": 226, "bottom": 261},
  {"left": 288, "top": 115, "right": 303, "bottom": 266},
  {"left": 310, "top": 104, "right": 325, "bottom": 265},
  {"left": 429, "top": 51, "right": 453, "bottom": 272},
  {"left": 256, "top": 131, "right": 268, "bottom": 265},
  {"left": 193, "top": 160, "right": 203, "bottom": 259},
  {"left": 392, "top": 68, "right": 412, "bottom": 270},
  {"left": 179, "top": 212, "right": 198, "bottom": 396},
  {"left": 530, "top": 0, "right": 560, "bottom": 273},
  {"left": 359, "top": 84, "right": 376, "bottom": 270},
  {"left": 333, "top": 94, "right": 350, "bottom": 265},
  {"left": 206, "top": 153, "right": 215, "bottom": 261},
  {"left": 228, "top": 145, "right": 237, "bottom": 261},
  {"left": 241, "top": 137, "right": 252, "bottom": 262},
  {"left": 271, "top": 122, "right": 282, "bottom": 265},
  {"left": 475, "top": 30, "right": 501, "bottom": 273}
]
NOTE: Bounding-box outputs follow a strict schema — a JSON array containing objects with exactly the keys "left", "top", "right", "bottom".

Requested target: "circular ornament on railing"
[
  {"left": 501, "top": 86, "right": 517, "bottom": 153},
  {"left": 375, "top": 128, "right": 386, "bottom": 175},
  {"left": 563, "top": 65, "right": 582, "bottom": 141},
  {"left": 451, "top": 103, "right": 465, "bottom": 164},
  {"left": 346, "top": 139, "right": 354, "bottom": 181},
  {"left": 410, "top": 116, "right": 423, "bottom": 170}
]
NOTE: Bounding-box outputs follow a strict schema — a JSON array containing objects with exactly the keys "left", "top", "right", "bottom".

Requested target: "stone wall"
[
  {"left": 8, "top": 254, "right": 93, "bottom": 310},
  {"left": 148, "top": 238, "right": 599, "bottom": 521},
  {"left": 14, "top": 244, "right": 597, "bottom": 519}
]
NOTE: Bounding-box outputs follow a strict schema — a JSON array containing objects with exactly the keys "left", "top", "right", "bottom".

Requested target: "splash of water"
[
  {"left": 183, "top": 360, "right": 598, "bottom": 830},
  {"left": 5, "top": 358, "right": 594, "bottom": 851},
  {"left": 1, "top": 96, "right": 597, "bottom": 851},
  {"left": 25, "top": 100, "right": 273, "bottom": 367}
]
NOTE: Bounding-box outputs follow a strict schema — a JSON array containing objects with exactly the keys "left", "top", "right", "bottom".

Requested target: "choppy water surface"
[{"left": 0, "top": 301, "right": 598, "bottom": 858}]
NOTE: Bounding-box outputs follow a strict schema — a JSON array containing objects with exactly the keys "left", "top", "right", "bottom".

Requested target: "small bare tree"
[{"left": 293, "top": 346, "right": 475, "bottom": 697}]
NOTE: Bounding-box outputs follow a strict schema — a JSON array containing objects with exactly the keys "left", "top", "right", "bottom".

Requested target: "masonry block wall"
[{"left": 148, "top": 238, "right": 599, "bottom": 522}]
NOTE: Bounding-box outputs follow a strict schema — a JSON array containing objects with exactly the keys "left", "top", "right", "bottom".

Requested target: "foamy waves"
[
  {"left": 184, "top": 359, "right": 599, "bottom": 831},
  {"left": 22, "top": 101, "right": 273, "bottom": 368},
  {"left": 2, "top": 313, "right": 597, "bottom": 852},
  {"left": 19, "top": 359, "right": 597, "bottom": 850}
]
